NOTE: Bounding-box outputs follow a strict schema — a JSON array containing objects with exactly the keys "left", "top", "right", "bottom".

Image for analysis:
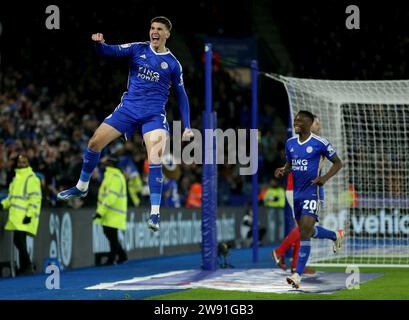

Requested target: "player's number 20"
[{"left": 303, "top": 200, "right": 317, "bottom": 211}]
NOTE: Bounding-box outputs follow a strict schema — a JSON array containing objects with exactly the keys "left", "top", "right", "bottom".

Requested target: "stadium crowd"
[
  {"left": 10, "top": 2, "right": 409, "bottom": 210},
  {"left": 3, "top": 2, "right": 408, "bottom": 209},
  {"left": 0, "top": 61, "right": 286, "bottom": 208}
]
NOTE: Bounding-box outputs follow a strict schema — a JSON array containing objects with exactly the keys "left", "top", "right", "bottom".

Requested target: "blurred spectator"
[
  {"left": 240, "top": 206, "right": 266, "bottom": 247},
  {"left": 263, "top": 179, "right": 285, "bottom": 209},
  {"left": 186, "top": 176, "right": 202, "bottom": 208},
  {"left": 161, "top": 154, "right": 181, "bottom": 208},
  {"left": 113, "top": 142, "right": 143, "bottom": 207}
]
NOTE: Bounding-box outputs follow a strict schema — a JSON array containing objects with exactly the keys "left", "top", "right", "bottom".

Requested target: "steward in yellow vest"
[
  {"left": 93, "top": 156, "right": 128, "bottom": 265},
  {"left": 264, "top": 179, "right": 286, "bottom": 208},
  {"left": 0, "top": 155, "right": 42, "bottom": 275}
]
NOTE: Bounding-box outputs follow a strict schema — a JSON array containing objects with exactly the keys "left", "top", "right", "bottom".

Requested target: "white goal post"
[{"left": 266, "top": 74, "right": 409, "bottom": 267}]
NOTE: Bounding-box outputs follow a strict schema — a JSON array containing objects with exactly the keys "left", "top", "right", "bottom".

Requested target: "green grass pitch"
[
  {"left": 147, "top": 267, "right": 409, "bottom": 300},
  {"left": 316, "top": 256, "right": 409, "bottom": 265}
]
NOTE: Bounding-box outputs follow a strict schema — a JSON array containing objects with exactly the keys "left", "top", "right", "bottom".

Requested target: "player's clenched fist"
[
  {"left": 182, "top": 128, "right": 194, "bottom": 141},
  {"left": 91, "top": 33, "right": 105, "bottom": 43}
]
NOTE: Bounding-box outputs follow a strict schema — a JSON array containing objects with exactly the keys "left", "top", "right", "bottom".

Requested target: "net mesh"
[{"left": 280, "top": 76, "right": 409, "bottom": 266}]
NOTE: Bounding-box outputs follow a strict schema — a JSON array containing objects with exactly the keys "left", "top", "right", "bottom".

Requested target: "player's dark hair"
[
  {"left": 151, "top": 16, "right": 172, "bottom": 31},
  {"left": 297, "top": 110, "right": 314, "bottom": 123},
  {"left": 312, "top": 113, "right": 319, "bottom": 120}
]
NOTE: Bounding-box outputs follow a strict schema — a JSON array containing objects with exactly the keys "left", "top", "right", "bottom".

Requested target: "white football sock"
[
  {"left": 151, "top": 205, "right": 160, "bottom": 215},
  {"left": 76, "top": 180, "right": 89, "bottom": 191}
]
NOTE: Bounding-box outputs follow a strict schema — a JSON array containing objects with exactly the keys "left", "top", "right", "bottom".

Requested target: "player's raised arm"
[
  {"left": 171, "top": 62, "right": 193, "bottom": 140},
  {"left": 92, "top": 33, "right": 135, "bottom": 57}
]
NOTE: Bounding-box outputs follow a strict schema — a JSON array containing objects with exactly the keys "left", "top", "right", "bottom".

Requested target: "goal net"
[{"left": 276, "top": 76, "right": 409, "bottom": 267}]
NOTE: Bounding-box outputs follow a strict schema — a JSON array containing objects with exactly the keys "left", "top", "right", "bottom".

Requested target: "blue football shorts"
[
  {"left": 293, "top": 194, "right": 324, "bottom": 222},
  {"left": 103, "top": 104, "right": 169, "bottom": 140}
]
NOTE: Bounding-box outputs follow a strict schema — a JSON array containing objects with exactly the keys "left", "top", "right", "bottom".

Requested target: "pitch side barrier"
[{"left": 0, "top": 206, "right": 282, "bottom": 276}]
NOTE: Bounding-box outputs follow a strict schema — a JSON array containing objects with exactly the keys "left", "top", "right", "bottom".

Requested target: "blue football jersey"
[
  {"left": 95, "top": 41, "right": 190, "bottom": 128},
  {"left": 285, "top": 133, "right": 337, "bottom": 199}
]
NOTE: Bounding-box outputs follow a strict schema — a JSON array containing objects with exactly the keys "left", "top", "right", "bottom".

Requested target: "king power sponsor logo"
[
  {"left": 137, "top": 66, "right": 160, "bottom": 82},
  {"left": 291, "top": 159, "right": 308, "bottom": 172},
  {"left": 323, "top": 209, "right": 409, "bottom": 235}
]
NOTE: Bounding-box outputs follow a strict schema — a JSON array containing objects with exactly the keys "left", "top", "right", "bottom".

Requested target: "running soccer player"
[
  {"left": 274, "top": 111, "right": 343, "bottom": 288},
  {"left": 272, "top": 115, "right": 332, "bottom": 274},
  {"left": 57, "top": 16, "right": 193, "bottom": 232}
]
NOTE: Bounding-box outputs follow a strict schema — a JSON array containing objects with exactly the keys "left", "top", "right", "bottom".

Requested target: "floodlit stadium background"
[{"left": 0, "top": 0, "right": 409, "bottom": 299}]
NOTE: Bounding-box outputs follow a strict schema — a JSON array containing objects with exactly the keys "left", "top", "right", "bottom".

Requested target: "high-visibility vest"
[
  {"left": 263, "top": 187, "right": 286, "bottom": 208},
  {"left": 128, "top": 174, "right": 142, "bottom": 207},
  {"left": 1, "top": 167, "right": 42, "bottom": 236},
  {"left": 95, "top": 166, "right": 127, "bottom": 230},
  {"left": 339, "top": 184, "right": 359, "bottom": 208},
  {"left": 186, "top": 183, "right": 202, "bottom": 208}
]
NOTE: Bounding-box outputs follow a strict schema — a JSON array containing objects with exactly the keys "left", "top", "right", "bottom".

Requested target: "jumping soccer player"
[
  {"left": 273, "top": 115, "right": 329, "bottom": 274},
  {"left": 274, "top": 111, "right": 343, "bottom": 288},
  {"left": 57, "top": 16, "right": 193, "bottom": 232}
]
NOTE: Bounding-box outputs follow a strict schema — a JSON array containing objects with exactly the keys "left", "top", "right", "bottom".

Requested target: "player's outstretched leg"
[
  {"left": 312, "top": 225, "right": 344, "bottom": 253},
  {"left": 144, "top": 129, "right": 167, "bottom": 232},
  {"left": 272, "top": 226, "right": 300, "bottom": 271},
  {"left": 57, "top": 123, "right": 121, "bottom": 201},
  {"left": 146, "top": 163, "right": 163, "bottom": 231},
  {"left": 287, "top": 240, "right": 310, "bottom": 289},
  {"left": 312, "top": 225, "right": 336, "bottom": 241},
  {"left": 290, "top": 239, "right": 316, "bottom": 274},
  {"left": 333, "top": 229, "right": 345, "bottom": 253},
  {"left": 287, "top": 215, "right": 315, "bottom": 289},
  {"left": 272, "top": 250, "right": 287, "bottom": 271},
  {"left": 56, "top": 147, "right": 98, "bottom": 200}
]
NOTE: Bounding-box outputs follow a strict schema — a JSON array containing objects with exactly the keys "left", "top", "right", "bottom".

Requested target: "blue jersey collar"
[
  {"left": 297, "top": 133, "right": 313, "bottom": 145},
  {"left": 149, "top": 44, "right": 170, "bottom": 55}
]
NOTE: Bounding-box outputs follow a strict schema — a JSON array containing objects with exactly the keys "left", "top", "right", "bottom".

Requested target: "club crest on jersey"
[
  {"left": 306, "top": 146, "right": 313, "bottom": 153},
  {"left": 160, "top": 62, "right": 168, "bottom": 69}
]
